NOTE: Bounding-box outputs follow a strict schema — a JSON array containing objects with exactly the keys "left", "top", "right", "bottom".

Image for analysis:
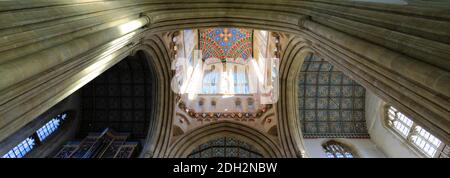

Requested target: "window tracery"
[
  {"left": 385, "top": 106, "right": 448, "bottom": 158},
  {"left": 322, "top": 140, "right": 355, "bottom": 158},
  {"left": 188, "top": 137, "right": 263, "bottom": 158},
  {"left": 2, "top": 112, "right": 68, "bottom": 158}
]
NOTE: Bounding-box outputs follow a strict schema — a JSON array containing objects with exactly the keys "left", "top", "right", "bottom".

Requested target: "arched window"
[
  {"left": 322, "top": 140, "right": 355, "bottom": 158},
  {"left": 2, "top": 112, "right": 68, "bottom": 158},
  {"left": 1, "top": 138, "right": 36, "bottom": 158},
  {"left": 385, "top": 106, "right": 448, "bottom": 158},
  {"left": 36, "top": 113, "right": 67, "bottom": 141},
  {"left": 202, "top": 65, "right": 219, "bottom": 94},
  {"left": 233, "top": 66, "right": 239, "bottom": 93},
  {"left": 233, "top": 65, "right": 249, "bottom": 94},
  {"left": 187, "top": 137, "right": 263, "bottom": 158}
]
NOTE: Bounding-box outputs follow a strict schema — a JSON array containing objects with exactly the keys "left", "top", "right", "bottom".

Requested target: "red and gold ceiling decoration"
[{"left": 200, "top": 28, "right": 253, "bottom": 64}]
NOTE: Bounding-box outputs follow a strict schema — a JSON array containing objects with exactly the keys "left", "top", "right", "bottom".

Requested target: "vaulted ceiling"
[{"left": 298, "top": 54, "right": 369, "bottom": 138}]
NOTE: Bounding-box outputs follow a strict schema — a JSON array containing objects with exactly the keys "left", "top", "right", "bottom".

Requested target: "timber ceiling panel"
[{"left": 298, "top": 55, "right": 369, "bottom": 138}]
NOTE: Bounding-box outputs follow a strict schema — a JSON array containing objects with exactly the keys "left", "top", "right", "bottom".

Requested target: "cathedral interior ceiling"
[{"left": 298, "top": 54, "right": 369, "bottom": 138}]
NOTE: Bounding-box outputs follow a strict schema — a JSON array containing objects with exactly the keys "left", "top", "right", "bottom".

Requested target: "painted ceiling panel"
[
  {"left": 199, "top": 28, "right": 252, "bottom": 63},
  {"left": 298, "top": 55, "right": 369, "bottom": 138}
]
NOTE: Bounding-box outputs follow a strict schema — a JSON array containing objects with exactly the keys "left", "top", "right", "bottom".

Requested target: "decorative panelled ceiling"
[
  {"left": 79, "top": 52, "right": 154, "bottom": 139},
  {"left": 199, "top": 28, "right": 252, "bottom": 63},
  {"left": 298, "top": 55, "right": 369, "bottom": 138}
]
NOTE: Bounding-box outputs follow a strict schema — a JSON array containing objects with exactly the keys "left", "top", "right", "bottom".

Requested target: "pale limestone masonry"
[{"left": 0, "top": 0, "right": 448, "bottom": 157}]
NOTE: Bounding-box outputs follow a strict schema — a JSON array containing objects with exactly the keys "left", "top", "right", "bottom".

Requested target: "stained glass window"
[
  {"left": 36, "top": 113, "right": 67, "bottom": 141},
  {"left": 385, "top": 106, "right": 448, "bottom": 158},
  {"left": 187, "top": 137, "right": 263, "bottom": 158},
  {"left": 2, "top": 112, "right": 68, "bottom": 158},
  {"left": 200, "top": 28, "right": 252, "bottom": 63},
  {"left": 2, "top": 138, "right": 35, "bottom": 158},
  {"left": 322, "top": 140, "right": 355, "bottom": 158}
]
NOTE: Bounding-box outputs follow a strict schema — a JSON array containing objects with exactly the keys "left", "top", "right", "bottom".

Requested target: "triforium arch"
[
  {"left": 167, "top": 121, "right": 284, "bottom": 158},
  {"left": 0, "top": 1, "right": 448, "bottom": 158}
]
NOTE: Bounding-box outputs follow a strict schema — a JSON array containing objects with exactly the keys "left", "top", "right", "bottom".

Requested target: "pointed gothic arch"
[
  {"left": 0, "top": 1, "right": 448, "bottom": 159},
  {"left": 167, "top": 121, "right": 284, "bottom": 158}
]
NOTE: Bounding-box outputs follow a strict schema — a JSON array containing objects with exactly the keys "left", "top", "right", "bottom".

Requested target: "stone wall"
[
  {"left": 365, "top": 90, "right": 421, "bottom": 158},
  {"left": 0, "top": 0, "right": 448, "bottom": 157},
  {"left": 0, "top": 91, "right": 81, "bottom": 157}
]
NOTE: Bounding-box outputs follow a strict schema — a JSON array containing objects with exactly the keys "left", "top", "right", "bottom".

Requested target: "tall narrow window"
[
  {"left": 202, "top": 65, "right": 219, "bottom": 94},
  {"left": 244, "top": 67, "right": 250, "bottom": 94},
  {"left": 233, "top": 65, "right": 249, "bottom": 94},
  {"left": 233, "top": 66, "right": 239, "bottom": 93},
  {"left": 385, "top": 105, "right": 447, "bottom": 158},
  {"left": 2, "top": 112, "right": 69, "bottom": 158},
  {"left": 322, "top": 140, "right": 355, "bottom": 158}
]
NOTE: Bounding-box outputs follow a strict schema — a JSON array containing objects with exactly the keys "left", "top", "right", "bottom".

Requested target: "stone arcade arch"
[
  {"left": 129, "top": 35, "right": 175, "bottom": 158},
  {"left": 187, "top": 137, "right": 264, "bottom": 158},
  {"left": 167, "top": 121, "right": 283, "bottom": 158},
  {"left": 0, "top": 1, "right": 448, "bottom": 158}
]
